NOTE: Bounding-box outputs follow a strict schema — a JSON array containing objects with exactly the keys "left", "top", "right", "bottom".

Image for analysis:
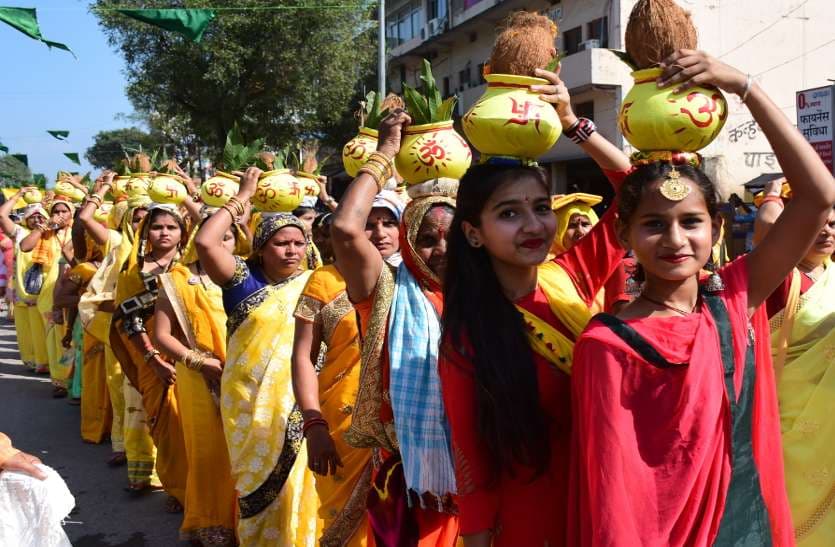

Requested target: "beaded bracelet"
[{"left": 191, "top": 191, "right": 201, "bottom": 203}]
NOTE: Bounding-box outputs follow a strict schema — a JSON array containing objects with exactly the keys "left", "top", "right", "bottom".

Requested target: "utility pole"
[{"left": 378, "top": 0, "right": 386, "bottom": 97}]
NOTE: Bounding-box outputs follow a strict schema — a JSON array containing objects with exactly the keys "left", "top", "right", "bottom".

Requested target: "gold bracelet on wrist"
[{"left": 358, "top": 165, "right": 384, "bottom": 192}]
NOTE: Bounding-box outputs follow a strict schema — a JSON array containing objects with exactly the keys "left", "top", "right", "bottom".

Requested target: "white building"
[{"left": 385, "top": 0, "right": 835, "bottom": 199}]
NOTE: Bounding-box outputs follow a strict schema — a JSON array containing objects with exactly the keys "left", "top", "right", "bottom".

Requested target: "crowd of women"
[{"left": 2, "top": 42, "right": 834, "bottom": 547}]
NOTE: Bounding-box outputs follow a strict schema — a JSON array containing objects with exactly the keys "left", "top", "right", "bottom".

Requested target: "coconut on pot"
[{"left": 624, "top": 0, "right": 698, "bottom": 69}]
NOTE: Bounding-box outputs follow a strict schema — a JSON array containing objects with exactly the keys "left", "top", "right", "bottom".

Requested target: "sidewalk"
[{"left": 0, "top": 318, "right": 184, "bottom": 546}]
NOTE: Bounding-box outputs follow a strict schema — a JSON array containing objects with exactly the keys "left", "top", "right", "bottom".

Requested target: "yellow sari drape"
[
  {"left": 295, "top": 265, "right": 372, "bottom": 547},
  {"left": 70, "top": 262, "right": 113, "bottom": 444},
  {"left": 79, "top": 229, "right": 126, "bottom": 452},
  {"left": 13, "top": 228, "right": 37, "bottom": 367},
  {"left": 516, "top": 261, "right": 593, "bottom": 375},
  {"left": 36, "top": 228, "right": 71, "bottom": 387},
  {"left": 160, "top": 263, "right": 237, "bottom": 545},
  {"left": 111, "top": 241, "right": 187, "bottom": 501},
  {"left": 222, "top": 270, "right": 321, "bottom": 546},
  {"left": 774, "top": 265, "right": 835, "bottom": 545}
]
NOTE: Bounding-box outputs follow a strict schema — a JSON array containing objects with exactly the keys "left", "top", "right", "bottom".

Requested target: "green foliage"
[
  {"left": 362, "top": 91, "right": 394, "bottom": 130},
  {"left": 222, "top": 124, "right": 264, "bottom": 171},
  {"left": 85, "top": 127, "right": 168, "bottom": 170},
  {"left": 93, "top": 0, "right": 377, "bottom": 156},
  {"left": 0, "top": 155, "right": 33, "bottom": 186},
  {"left": 402, "top": 60, "right": 457, "bottom": 125}
]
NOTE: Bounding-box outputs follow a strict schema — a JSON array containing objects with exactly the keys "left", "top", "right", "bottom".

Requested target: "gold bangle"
[
  {"left": 358, "top": 165, "right": 384, "bottom": 191},
  {"left": 365, "top": 157, "right": 392, "bottom": 179},
  {"left": 227, "top": 196, "right": 245, "bottom": 217},
  {"left": 221, "top": 204, "right": 238, "bottom": 222}
]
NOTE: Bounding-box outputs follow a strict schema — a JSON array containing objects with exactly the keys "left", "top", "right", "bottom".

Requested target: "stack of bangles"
[
  {"left": 85, "top": 193, "right": 104, "bottom": 207},
  {"left": 222, "top": 196, "right": 246, "bottom": 222},
  {"left": 302, "top": 416, "right": 329, "bottom": 436},
  {"left": 358, "top": 151, "right": 394, "bottom": 191},
  {"left": 563, "top": 117, "right": 597, "bottom": 144},
  {"left": 760, "top": 194, "right": 784, "bottom": 207},
  {"left": 183, "top": 349, "right": 210, "bottom": 371}
]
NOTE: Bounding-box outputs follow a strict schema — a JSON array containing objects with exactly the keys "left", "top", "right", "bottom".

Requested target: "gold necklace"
[{"left": 639, "top": 293, "right": 697, "bottom": 316}]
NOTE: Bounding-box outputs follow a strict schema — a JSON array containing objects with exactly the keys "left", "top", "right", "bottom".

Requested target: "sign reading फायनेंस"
[{"left": 797, "top": 85, "right": 835, "bottom": 175}]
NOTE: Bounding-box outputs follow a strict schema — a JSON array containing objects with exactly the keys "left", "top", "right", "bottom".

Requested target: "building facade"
[{"left": 385, "top": 0, "right": 835, "bottom": 200}]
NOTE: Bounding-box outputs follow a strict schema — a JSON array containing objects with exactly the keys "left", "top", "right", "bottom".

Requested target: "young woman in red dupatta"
[
  {"left": 438, "top": 67, "right": 631, "bottom": 547},
  {"left": 331, "top": 110, "right": 459, "bottom": 547},
  {"left": 569, "top": 51, "right": 835, "bottom": 546}
]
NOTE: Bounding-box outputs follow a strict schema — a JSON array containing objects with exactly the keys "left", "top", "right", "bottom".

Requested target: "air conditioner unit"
[
  {"left": 427, "top": 18, "right": 443, "bottom": 38},
  {"left": 580, "top": 39, "right": 600, "bottom": 51}
]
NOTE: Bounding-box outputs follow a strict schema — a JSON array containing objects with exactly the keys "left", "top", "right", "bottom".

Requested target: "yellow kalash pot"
[
  {"left": 125, "top": 173, "right": 151, "bottom": 197},
  {"left": 251, "top": 169, "right": 304, "bottom": 212},
  {"left": 342, "top": 128, "right": 378, "bottom": 178},
  {"left": 618, "top": 67, "right": 728, "bottom": 152},
  {"left": 111, "top": 175, "right": 130, "bottom": 199},
  {"left": 395, "top": 121, "right": 472, "bottom": 185},
  {"left": 148, "top": 174, "right": 189, "bottom": 205},
  {"left": 463, "top": 74, "right": 562, "bottom": 163},
  {"left": 295, "top": 172, "right": 322, "bottom": 199},
  {"left": 201, "top": 171, "right": 240, "bottom": 207},
  {"left": 23, "top": 188, "right": 43, "bottom": 204}
]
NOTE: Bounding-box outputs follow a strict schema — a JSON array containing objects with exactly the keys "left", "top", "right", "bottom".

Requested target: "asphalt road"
[{"left": 0, "top": 318, "right": 185, "bottom": 546}]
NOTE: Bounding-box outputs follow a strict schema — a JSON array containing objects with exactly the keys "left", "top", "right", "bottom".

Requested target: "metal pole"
[{"left": 378, "top": 0, "right": 386, "bottom": 97}]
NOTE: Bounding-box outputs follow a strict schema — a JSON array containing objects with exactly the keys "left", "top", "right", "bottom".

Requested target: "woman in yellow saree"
[
  {"left": 196, "top": 167, "right": 321, "bottom": 546},
  {"left": 19, "top": 197, "right": 75, "bottom": 396},
  {"left": 757, "top": 191, "right": 835, "bottom": 545},
  {"left": 291, "top": 192, "right": 403, "bottom": 547},
  {"left": 152, "top": 220, "right": 243, "bottom": 546},
  {"left": 0, "top": 195, "right": 47, "bottom": 372},
  {"left": 110, "top": 204, "right": 188, "bottom": 509}
]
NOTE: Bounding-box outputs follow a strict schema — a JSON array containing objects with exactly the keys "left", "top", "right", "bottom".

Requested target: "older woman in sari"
[
  {"left": 756, "top": 183, "right": 835, "bottom": 546},
  {"left": 110, "top": 204, "right": 188, "bottom": 510},
  {"left": 152, "top": 219, "right": 243, "bottom": 546},
  {"left": 196, "top": 168, "right": 321, "bottom": 546},
  {"left": 20, "top": 197, "right": 75, "bottom": 396},
  {"left": 292, "top": 191, "right": 403, "bottom": 546},
  {"left": 331, "top": 113, "right": 460, "bottom": 547}
]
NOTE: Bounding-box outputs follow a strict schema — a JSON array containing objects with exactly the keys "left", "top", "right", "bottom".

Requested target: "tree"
[
  {"left": 0, "top": 155, "right": 32, "bottom": 187},
  {"left": 92, "top": 0, "right": 378, "bottom": 158},
  {"left": 85, "top": 127, "right": 169, "bottom": 169}
]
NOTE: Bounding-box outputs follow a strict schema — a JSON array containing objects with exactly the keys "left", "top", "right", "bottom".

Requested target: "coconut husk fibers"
[
  {"left": 625, "top": 0, "right": 698, "bottom": 69},
  {"left": 489, "top": 11, "right": 558, "bottom": 76}
]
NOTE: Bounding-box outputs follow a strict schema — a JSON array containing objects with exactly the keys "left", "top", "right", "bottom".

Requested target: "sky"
[{"left": 0, "top": 1, "right": 133, "bottom": 182}]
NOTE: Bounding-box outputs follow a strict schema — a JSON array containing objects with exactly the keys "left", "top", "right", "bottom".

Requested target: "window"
[
  {"left": 476, "top": 63, "right": 487, "bottom": 85},
  {"left": 428, "top": 0, "right": 447, "bottom": 21},
  {"left": 459, "top": 66, "right": 471, "bottom": 91},
  {"left": 587, "top": 17, "right": 608, "bottom": 48},
  {"left": 573, "top": 101, "right": 594, "bottom": 121},
  {"left": 563, "top": 26, "right": 582, "bottom": 55},
  {"left": 386, "top": 2, "right": 422, "bottom": 45},
  {"left": 443, "top": 76, "right": 451, "bottom": 97}
]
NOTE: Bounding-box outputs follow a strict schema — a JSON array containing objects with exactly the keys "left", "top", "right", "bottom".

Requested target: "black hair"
[
  {"left": 442, "top": 163, "right": 551, "bottom": 479},
  {"left": 618, "top": 162, "right": 719, "bottom": 225},
  {"left": 292, "top": 206, "right": 316, "bottom": 217}
]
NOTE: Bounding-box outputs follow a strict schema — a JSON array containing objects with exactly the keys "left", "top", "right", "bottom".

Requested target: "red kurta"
[
  {"left": 569, "top": 257, "right": 794, "bottom": 546},
  {"left": 439, "top": 169, "right": 628, "bottom": 546}
]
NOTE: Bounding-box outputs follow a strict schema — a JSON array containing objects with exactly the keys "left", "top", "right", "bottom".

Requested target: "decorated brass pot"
[
  {"left": 201, "top": 171, "right": 240, "bottom": 207},
  {"left": 295, "top": 172, "right": 321, "bottom": 199},
  {"left": 148, "top": 175, "right": 188, "bottom": 205},
  {"left": 54, "top": 181, "right": 86, "bottom": 203},
  {"left": 22, "top": 188, "right": 43, "bottom": 204},
  {"left": 395, "top": 121, "right": 472, "bottom": 185},
  {"left": 125, "top": 174, "right": 151, "bottom": 198},
  {"left": 112, "top": 176, "right": 130, "bottom": 199},
  {"left": 619, "top": 67, "right": 728, "bottom": 152},
  {"left": 342, "top": 127, "right": 378, "bottom": 177},
  {"left": 252, "top": 169, "right": 304, "bottom": 212},
  {"left": 463, "top": 74, "right": 562, "bottom": 162},
  {"left": 93, "top": 202, "right": 114, "bottom": 223}
]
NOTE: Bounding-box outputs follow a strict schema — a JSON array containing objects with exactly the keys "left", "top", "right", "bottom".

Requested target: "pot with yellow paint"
[
  {"left": 342, "top": 128, "right": 378, "bottom": 177},
  {"left": 201, "top": 171, "right": 240, "bottom": 207},
  {"left": 295, "top": 172, "right": 322, "bottom": 199},
  {"left": 395, "top": 121, "right": 471, "bottom": 185},
  {"left": 618, "top": 67, "right": 728, "bottom": 152},
  {"left": 54, "top": 181, "right": 86, "bottom": 203},
  {"left": 125, "top": 174, "right": 151, "bottom": 198},
  {"left": 22, "top": 188, "right": 43, "bottom": 204},
  {"left": 463, "top": 74, "right": 562, "bottom": 162},
  {"left": 148, "top": 175, "right": 188, "bottom": 205},
  {"left": 251, "top": 169, "right": 304, "bottom": 212},
  {"left": 112, "top": 176, "right": 130, "bottom": 199}
]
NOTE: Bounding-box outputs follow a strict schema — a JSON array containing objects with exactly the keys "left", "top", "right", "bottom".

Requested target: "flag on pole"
[
  {"left": 0, "top": 7, "right": 74, "bottom": 56},
  {"left": 64, "top": 152, "right": 81, "bottom": 165},
  {"left": 116, "top": 9, "right": 216, "bottom": 43},
  {"left": 47, "top": 130, "right": 69, "bottom": 140},
  {"left": 0, "top": 143, "right": 7, "bottom": 153}
]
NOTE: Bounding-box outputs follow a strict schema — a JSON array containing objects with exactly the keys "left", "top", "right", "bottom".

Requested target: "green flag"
[
  {"left": 47, "top": 130, "right": 69, "bottom": 140},
  {"left": 0, "top": 7, "right": 75, "bottom": 56},
  {"left": 11, "top": 154, "right": 28, "bottom": 166},
  {"left": 116, "top": 9, "right": 216, "bottom": 43},
  {"left": 64, "top": 152, "right": 80, "bottom": 165},
  {"left": 0, "top": 143, "right": 7, "bottom": 153}
]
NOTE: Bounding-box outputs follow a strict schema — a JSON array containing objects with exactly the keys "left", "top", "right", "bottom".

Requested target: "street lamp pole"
[{"left": 378, "top": 0, "right": 386, "bottom": 97}]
